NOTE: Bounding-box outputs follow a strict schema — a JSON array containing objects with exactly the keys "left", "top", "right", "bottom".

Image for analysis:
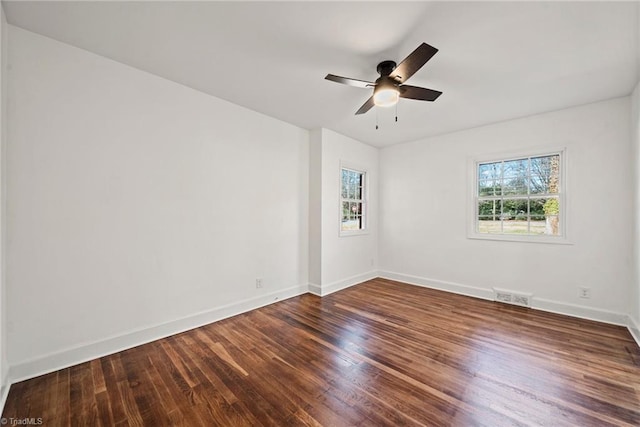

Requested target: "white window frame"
[
  {"left": 339, "top": 163, "right": 368, "bottom": 237},
  {"left": 467, "top": 147, "right": 571, "bottom": 244}
]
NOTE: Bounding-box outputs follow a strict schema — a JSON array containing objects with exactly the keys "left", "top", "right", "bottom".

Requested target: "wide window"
[
  {"left": 474, "top": 151, "right": 564, "bottom": 240},
  {"left": 341, "top": 167, "right": 366, "bottom": 233}
]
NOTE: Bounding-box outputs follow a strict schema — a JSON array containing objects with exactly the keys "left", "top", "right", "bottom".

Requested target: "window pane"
[
  {"left": 503, "top": 159, "right": 527, "bottom": 178},
  {"left": 478, "top": 199, "right": 502, "bottom": 221},
  {"left": 355, "top": 183, "right": 362, "bottom": 200},
  {"left": 340, "top": 168, "right": 366, "bottom": 233},
  {"left": 350, "top": 170, "right": 359, "bottom": 186},
  {"left": 530, "top": 155, "right": 560, "bottom": 195},
  {"left": 352, "top": 202, "right": 362, "bottom": 216},
  {"left": 530, "top": 198, "right": 545, "bottom": 216},
  {"left": 503, "top": 219, "right": 529, "bottom": 234},
  {"left": 343, "top": 220, "right": 358, "bottom": 231},
  {"left": 478, "top": 219, "right": 501, "bottom": 234},
  {"left": 547, "top": 155, "right": 560, "bottom": 194},
  {"left": 478, "top": 162, "right": 501, "bottom": 180},
  {"left": 502, "top": 199, "right": 528, "bottom": 220},
  {"left": 341, "top": 201, "right": 348, "bottom": 220},
  {"left": 502, "top": 179, "right": 528, "bottom": 196},
  {"left": 341, "top": 170, "right": 349, "bottom": 198},
  {"left": 529, "top": 214, "right": 547, "bottom": 235},
  {"left": 342, "top": 201, "right": 363, "bottom": 231},
  {"left": 478, "top": 199, "right": 502, "bottom": 233},
  {"left": 531, "top": 197, "right": 560, "bottom": 236},
  {"left": 475, "top": 153, "right": 561, "bottom": 238},
  {"left": 501, "top": 198, "right": 528, "bottom": 234},
  {"left": 544, "top": 215, "right": 560, "bottom": 236},
  {"left": 346, "top": 170, "right": 360, "bottom": 199},
  {"left": 478, "top": 179, "right": 501, "bottom": 196}
]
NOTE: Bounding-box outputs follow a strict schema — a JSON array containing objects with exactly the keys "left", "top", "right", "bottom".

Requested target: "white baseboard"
[
  {"left": 7, "top": 273, "right": 639, "bottom": 392},
  {"left": 532, "top": 297, "right": 628, "bottom": 326},
  {"left": 9, "top": 270, "right": 374, "bottom": 387},
  {"left": 629, "top": 315, "right": 640, "bottom": 348},
  {"left": 310, "top": 271, "right": 378, "bottom": 297},
  {"left": 378, "top": 270, "right": 631, "bottom": 329},
  {"left": 308, "top": 283, "right": 322, "bottom": 296},
  {"left": 0, "top": 374, "right": 9, "bottom": 415},
  {"left": 378, "top": 270, "right": 494, "bottom": 301},
  {"left": 10, "top": 283, "right": 309, "bottom": 383}
]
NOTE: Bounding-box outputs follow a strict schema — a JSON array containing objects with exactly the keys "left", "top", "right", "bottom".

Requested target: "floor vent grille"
[{"left": 493, "top": 288, "right": 532, "bottom": 308}]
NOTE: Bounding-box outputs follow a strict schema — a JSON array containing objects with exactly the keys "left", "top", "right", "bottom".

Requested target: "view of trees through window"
[
  {"left": 341, "top": 168, "right": 365, "bottom": 232},
  {"left": 477, "top": 153, "right": 560, "bottom": 236}
]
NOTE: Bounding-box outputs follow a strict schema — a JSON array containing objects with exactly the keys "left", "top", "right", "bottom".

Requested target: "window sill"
[
  {"left": 339, "top": 229, "right": 370, "bottom": 238},
  {"left": 467, "top": 233, "right": 573, "bottom": 245}
]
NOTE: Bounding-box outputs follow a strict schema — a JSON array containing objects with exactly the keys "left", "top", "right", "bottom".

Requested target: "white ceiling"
[{"left": 3, "top": 1, "right": 639, "bottom": 147}]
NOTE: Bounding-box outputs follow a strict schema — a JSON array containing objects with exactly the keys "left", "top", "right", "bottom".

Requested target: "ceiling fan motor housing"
[{"left": 376, "top": 60, "right": 397, "bottom": 76}]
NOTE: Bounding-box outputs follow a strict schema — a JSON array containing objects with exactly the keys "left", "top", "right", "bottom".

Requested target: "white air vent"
[
  {"left": 495, "top": 291, "right": 512, "bottom": 303},
  {"left": 493, "top": 288, "right": 532, "bottom": 308}
]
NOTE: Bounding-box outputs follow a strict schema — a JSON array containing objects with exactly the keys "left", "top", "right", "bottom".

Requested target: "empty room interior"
[{"left": 0, "top": 1, "right": 638, "bottom": 425}]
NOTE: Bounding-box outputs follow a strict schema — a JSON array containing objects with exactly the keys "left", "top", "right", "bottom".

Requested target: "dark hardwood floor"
[{"left": 4, "top": 278, "right": 640, "bottom": 426}]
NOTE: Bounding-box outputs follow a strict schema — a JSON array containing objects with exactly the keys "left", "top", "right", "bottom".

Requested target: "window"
[
  {"left": 471, "top": 150, "right": 565, "bottom": 242},
  {"left": 340, "top": 167, "right": 366, "bottom": 234}
]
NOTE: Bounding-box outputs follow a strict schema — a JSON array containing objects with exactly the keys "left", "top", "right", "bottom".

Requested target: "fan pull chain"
[
  {"left": 375, "top": 107, "right": 379, "bottom": 130},
  {"left": 395, "top": 102, "right": 398, "bottom": 123}
]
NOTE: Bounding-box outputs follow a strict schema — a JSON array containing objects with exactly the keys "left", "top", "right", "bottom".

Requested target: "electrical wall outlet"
[
  {"left": 256, "top": 278, "right": 263, "bottom": 289},
  {"left": 579, "top": 287, "right": 590, "bottom": 299}
]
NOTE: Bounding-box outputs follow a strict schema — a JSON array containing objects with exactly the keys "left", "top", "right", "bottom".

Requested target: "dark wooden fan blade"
[
  {"left": 399, "top": 85, "right": 442, "bottom": 101},
  {"left": 325, "top": 74, "right": 374, "bottom": 89},
  {"left": 355, "top": 96, "right": 375, "bottom": 115},
  {"left": 389, "top": 43, "right": 438, "bottom": 83}
]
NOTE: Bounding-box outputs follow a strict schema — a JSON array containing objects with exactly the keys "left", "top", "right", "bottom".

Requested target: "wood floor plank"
[{"left": 3, "top": 278, "right": 640, "bottom": 426}]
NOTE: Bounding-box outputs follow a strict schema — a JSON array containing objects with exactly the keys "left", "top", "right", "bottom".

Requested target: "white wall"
[
  {"left": 308, "top": 129, "right": 322, "bottom": 287},
  {"left": 6, "top": 26, "right": 310, "bottom": 379},
  {"left": 380, "top": 97, "right": 633, "bottom": 323},
  {"left": 3, "top": 14, "right": 638, "bottom": 391},
  {"left": 630, "top": 3, "right": 640, "bottom": 345},
  {"left": 308, "top": 128, "right": 378, "bottom": 295},
  {"left": 0, "top": 4, "right": 8, "bottom": 405},
  {"left": 631, "top": 82, "right": 640, "bottom": 341}
]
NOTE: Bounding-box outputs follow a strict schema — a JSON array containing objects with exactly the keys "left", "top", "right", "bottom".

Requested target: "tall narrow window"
[
  {"left": 341, "top": 167, "right": 366, "bottom": 233},
  {"left": 475, "top": 152, "right": 563, "bottom": 240}
]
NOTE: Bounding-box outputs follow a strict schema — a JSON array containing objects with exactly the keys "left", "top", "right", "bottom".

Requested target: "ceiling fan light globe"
[{"left": 373, "top": 88, "right": 399, "bottom": 107}]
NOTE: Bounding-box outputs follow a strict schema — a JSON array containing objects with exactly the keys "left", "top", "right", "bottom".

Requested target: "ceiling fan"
[{"left": 325, "top": 42, "right": 442, "bottom": 115}]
